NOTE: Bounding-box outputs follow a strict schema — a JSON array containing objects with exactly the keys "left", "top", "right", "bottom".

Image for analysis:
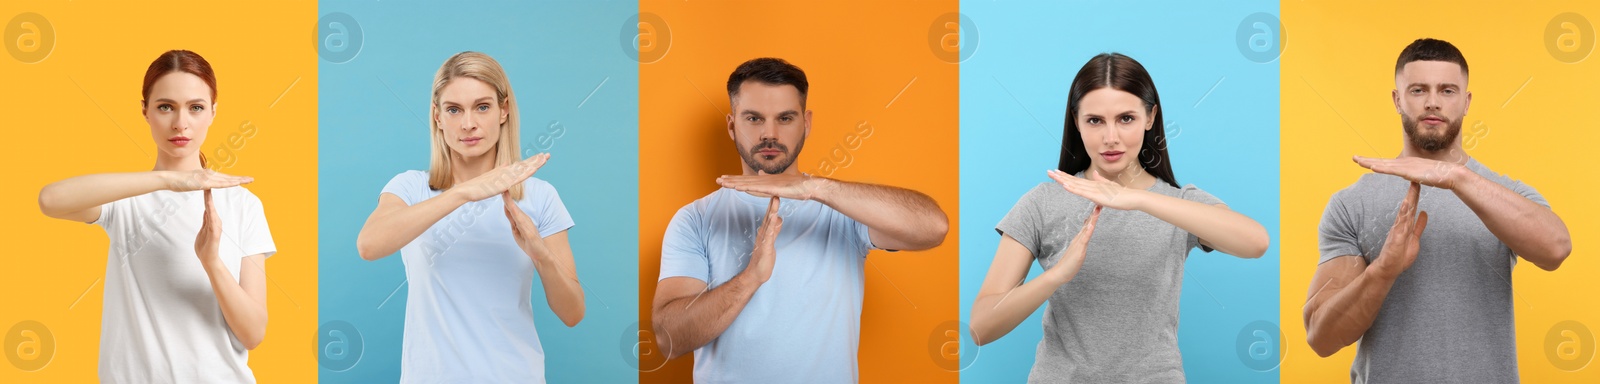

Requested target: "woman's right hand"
[
  {"left": 451, "top": 153, "right": 551, "bottom": 202},
  {"left": 165, "top": 169, "right": 254, "bottom": 192},
  {"left": 1043, "top": 205, "right": 1101, "bottom": 285}
]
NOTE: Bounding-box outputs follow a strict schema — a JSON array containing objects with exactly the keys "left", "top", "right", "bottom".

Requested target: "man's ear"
[
  {"left": 803, "top": 109, "right": 814, "bottom": 137},
  {"left": 726, "top": 113, "right": 736, "bottom": 141},
  {"left": 1391, "top": 87, "right": 1402, "bottom": 114}
]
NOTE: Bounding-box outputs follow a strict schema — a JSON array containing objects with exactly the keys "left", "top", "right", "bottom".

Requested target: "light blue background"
[
  {"left": 316, "top": 1, "right": 638, "bottom": 382},
  {"left": 958, "top": 1, "right": 1281, "bottom": 383}
]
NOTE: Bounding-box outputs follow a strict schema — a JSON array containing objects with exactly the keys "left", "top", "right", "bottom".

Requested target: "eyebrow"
[
  {"left": 1405, "top": 82, "right": 1462, "bottom": 89},
  {"left": 1081, "top": 110, "right": 1139, "bottom": 118},
  {"left": 440, "top": 96, "right": 495, "bottom": 106},
  {"left": 153, "top": 98, "right": 209, "bottom": 104}
]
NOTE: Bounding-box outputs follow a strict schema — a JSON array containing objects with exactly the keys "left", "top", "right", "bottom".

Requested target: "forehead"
[
  {"left": 1077, "top": 88, "right": 1144, "bottom": 114},
  {"left": 733, "top": 81, "right": 802, "bottom": 110},
  {"left": 1396, "top": 60, "right": 1466, "bottom": 85},
  {"left": 438, "top": 77, "right": 497, "bottom": 103},
  {"left": 149, "top": 72, "right": 212, "bottom": 100}
]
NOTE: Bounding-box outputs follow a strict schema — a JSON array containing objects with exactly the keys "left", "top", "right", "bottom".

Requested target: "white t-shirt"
[
  {"left": 380, "top": 170, "right": 575, "bottom": 383},
  {"left": 92, "top": 186, "right": 276, "bottom": 383}
]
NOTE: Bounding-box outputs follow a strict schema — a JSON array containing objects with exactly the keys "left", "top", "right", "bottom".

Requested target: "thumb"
[
  {"left": 203, "top": 189, "right": 215, "bottom": 212},
  {"left": 1411, "top": 211, "right": 1429, "bottom": 242}
]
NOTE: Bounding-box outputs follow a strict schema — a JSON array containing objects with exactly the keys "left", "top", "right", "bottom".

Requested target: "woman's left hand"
[
  {"left": 194, "top": 189, "right": 223, "bottom": 264},
  {"left": 1047, "top": 169, "right": 1143, "bottom": 211},
  {"left": 503, "top": 193, "right": 549, "bottom": 262}
]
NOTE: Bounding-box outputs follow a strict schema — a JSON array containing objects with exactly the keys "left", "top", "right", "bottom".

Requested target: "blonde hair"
[{"left": 428, "top": 51, "right": 523, "bottom": 200}]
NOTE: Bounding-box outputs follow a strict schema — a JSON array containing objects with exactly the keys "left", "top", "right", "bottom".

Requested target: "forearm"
[
  {"left": 1452, "top": 170, "right": 1572, "bottom": 270},
  {"left": 202, "top": 258, "right": 268, "bottom": 349},
  {"left": 1133, "top": 191, "right": 1269, "bottom": 258},
  {"left": 39, "top": 172, "right": 171, "bottom": 218},
  {"left": 1305, "top": 265, "right": 1396, "bottom": 357},
  {"left": 812, "top": 178, "right": 949, "bottom": 250},
  {"left": 532, "top": 253, "right": 585, "bottom": 327},
  {"left": 356, "top": 191, "right": 467, "bottom": 260},
  {"left": 970, "top": 271, "right": 1066, "bottom": 346},
  {"left": 652, "top": 274, "right": 761, "bottom": 359}
]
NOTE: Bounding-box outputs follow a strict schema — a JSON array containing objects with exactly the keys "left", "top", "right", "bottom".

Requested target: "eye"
[
  {"left": 476, "top": 104, "right": 490, "bottom": 112},
  {"left": 779, "top": 115, "right": 793, "bottom": 123},
  {"left": 1086, "top": 117, "right": 1102, "bottom": 125},
  {"left": 1118, "top": 115, "right": 1134, "bottom": 124},
  {"left": 190, "top": 105, "right": 205, "bottom": 112},
  {"left": 1443, "top": 89, "right": 1456, "bottom": 95},
  {"left": 746, "top": 116, "right": 759, "bottom": 123},
  {"left": 157, "top": 104, "right": 172, "bottom": 112},
  {"left": 445, "top": 106, "right": 461, "bottom": 114},
  {"left": 1410, "top": 88, "right": 1423, "bottom": 95}
]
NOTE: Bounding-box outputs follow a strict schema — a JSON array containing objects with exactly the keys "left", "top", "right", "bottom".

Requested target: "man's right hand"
[
  {"left": 1371, "top": 182, "right": 1429, "bottom": 280},
  {"left": 741, "top": 196, "right": 784, "bottom": 284}
]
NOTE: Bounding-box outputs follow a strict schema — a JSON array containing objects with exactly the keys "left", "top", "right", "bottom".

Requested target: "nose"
[
  {"left": 758, "top": 119, "right": 778, "bottom": 140},
  {"left": 458, "top": 113, "right": 475, "bottom": 131},
  {"left": 1423, "top": 91, "right": 1442, "bottom": 112},
  {"left": 172, "top": 111, "right": 188, "bottom": 132}
]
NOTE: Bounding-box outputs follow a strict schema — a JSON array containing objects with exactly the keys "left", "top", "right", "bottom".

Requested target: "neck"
[
  {"left": 1399, "top": 142, "right": 1470, "bottom": 164},
  {"left": 1097, "top": 164, "right": 1157, "bottom": 189},
  {"left": 153, "top": 154, "right": 204, "bottom": 172},
  {"left": 451, "top": 149, "right": 498, "bottom": 185}
]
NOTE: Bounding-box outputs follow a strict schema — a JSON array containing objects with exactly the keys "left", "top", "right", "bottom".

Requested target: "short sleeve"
[
  {"left": 380, "top": 171, "right": 426, "bottom": 206},
  {"left": 1179, "top": 185, "right": 1225, "bottom": 252},
  {"left": 237, "top": 189, "right": 278, "bottom": 259},
  {"left": 852, "top": 216, "right": 878, "bottom": 253},
  {"left": 1317, "top": 189, "right": 1363, "bottom": 265},
  {"left": 995, "top": 184, "right": 1049, "bottom": 259},
  {"left": 658, "top": 206, "right": 710, "bottom": 283},
  {"left": 1506, "top": 178, "right": 1550, "bottom": 209},
  {"left": 524, "top": 179, "right": 575, "bottom": 238}
]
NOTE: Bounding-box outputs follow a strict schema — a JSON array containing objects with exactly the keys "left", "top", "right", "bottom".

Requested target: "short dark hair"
[
  {"left": 727, "top": 57, "right": 809, "bottom": 107},
  {"left": 1395, "top": 38, "right": 1468, "bottom": 77}
]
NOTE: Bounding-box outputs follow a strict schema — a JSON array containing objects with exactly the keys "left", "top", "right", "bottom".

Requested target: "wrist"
[
  {"left": 156, "top": 171, "right": 179, "bottom": 191},
  {"left": 1446, "top": 163, "right": 1477, "bottom": 191},
  {"left": 805, "top": 176, "right": 838, "bottom": 202}
]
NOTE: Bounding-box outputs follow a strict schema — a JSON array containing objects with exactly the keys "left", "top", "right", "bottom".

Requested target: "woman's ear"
[{"left": 1146, "top": 104, "right": 1160, "bottom": 131}]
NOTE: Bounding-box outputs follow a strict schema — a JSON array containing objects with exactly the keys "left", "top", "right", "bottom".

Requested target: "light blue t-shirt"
[
  {"left": 381, "top": 170, "right": 575, "bottom": 383},
  {"left": 659, "top": 187, "right": 877, "bottom": 384}
]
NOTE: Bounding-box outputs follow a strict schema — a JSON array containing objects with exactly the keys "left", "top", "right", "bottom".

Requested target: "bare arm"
[
  {"left": 716, "top": 174, "right": 949, "bottom": 251},
  {"left": 1449, "top": 168, "right": 1571, "bottom": 270},
  {"left": 1353, "top": 156, "right": 1571, "bottom": 270},
  {"left": 501, "top": 193, "right": 585, "bottom": 326},
  {"left": 1047, "top": 169, "right": 1268, "bottom": 258},
  {"left": 1304, "top": 182, "right": 1428, "bottom": 357},
  {"left": 206, "top": 254, "right": 269, "bottom": 349},
  {"left": 970, "top": 210, "right": 1096, "bottom": 346},
  {"left": 39, "top": 170, "right": 252, "bottom": 223},
  {"left": 650, "top": 196, "right": 783, "bottom": 360},
  {"left": 357, "top": 154, "right": 551, "bottom": 261}
]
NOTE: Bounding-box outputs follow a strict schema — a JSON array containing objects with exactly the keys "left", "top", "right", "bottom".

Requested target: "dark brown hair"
[{"left": 1059, "top": 53, "right": 1178, "bottom": 188}]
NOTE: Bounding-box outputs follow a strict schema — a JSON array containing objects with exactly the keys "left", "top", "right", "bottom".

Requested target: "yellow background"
[
  {"left": 0, "top": 1, "right": 318, "bottom": 382},
  {"left": 1281, "top": 1, "right": 1599, "bottom": 382}
]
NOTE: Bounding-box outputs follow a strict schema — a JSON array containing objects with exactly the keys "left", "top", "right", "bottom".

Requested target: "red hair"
[{"left": 141, "top": 50, "right": 218, "bottom": 168}]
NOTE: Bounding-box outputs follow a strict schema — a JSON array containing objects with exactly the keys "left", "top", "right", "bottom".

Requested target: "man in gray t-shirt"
[{"left": 1304, "top": 38, "right": 1573, "bottom": 384}]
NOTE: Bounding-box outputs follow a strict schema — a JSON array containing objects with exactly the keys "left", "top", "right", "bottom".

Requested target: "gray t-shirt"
[
  {"left": 1318, "top": 158, "right": 1546, "bottom": 383},
  {"left": 997, "top": 177, "right": 1223, "bottom": 383}
]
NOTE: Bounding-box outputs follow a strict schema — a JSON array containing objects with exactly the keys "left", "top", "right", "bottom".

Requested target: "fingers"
[
  {"left": 1352, "top": 155, "right": 1376, "bottom": 170},
  {"left": 1412, "top": 211, "right": 1429, "bottom": 241},
  {"left": 759, "top": 196, "right": 783, "bottom": 239},
  {"left": 205, "top": 172, "right": 254, "bottom": 189}
]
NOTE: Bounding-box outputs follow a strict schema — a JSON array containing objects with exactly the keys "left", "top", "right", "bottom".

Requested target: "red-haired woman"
[{"left": 38, "top": 50, "right": 274, "bottom": 383}]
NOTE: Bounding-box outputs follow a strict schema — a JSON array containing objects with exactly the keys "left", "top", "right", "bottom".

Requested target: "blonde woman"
[
  {"left": 38, "top": 50, "right": 274, "bottom": 383},
  {"left": 354, "top": 51, "right": 584, "bottom": 383}
]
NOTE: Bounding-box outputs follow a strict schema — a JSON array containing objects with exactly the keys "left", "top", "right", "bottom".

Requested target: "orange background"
[
  {"left": 636, "top": 0, "right": 960, "bottom": 382},
  {"left": 0, "top": 1, "right": 318, "bottom": 382}
]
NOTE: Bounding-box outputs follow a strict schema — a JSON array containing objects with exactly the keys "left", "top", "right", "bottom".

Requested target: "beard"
[
  {"left": 1401, "top": 112, "right": 1462, "bottom": 152},
  {"left": 738, "top": 136, "right": 804, "bottom": 175}
]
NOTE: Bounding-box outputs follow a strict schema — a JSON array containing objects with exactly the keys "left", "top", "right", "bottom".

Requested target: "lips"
[
  {"left": 1421, "top": 115, "right": 1447, "bottom": 125},
  {"left": 1100, "top": 150, "right": 1124, "bottom": 162},
  {"left": 460, "top": 137, "right": 483, "bottom": 145},
  {"left": 169, "top": 136, "right": 191, "bottom": 147}
]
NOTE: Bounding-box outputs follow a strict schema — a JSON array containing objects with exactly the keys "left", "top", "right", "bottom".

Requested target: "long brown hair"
[
  {"left": 1059, "top": 53, "right": 1177, "bottom": 188},
  {"left": 142, "top": 50, "right": 217, "bottom": 168}
]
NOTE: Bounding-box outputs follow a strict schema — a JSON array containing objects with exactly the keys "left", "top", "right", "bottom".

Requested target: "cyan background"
[
  {"left": 316, "top": 1, "right": 639, "bottom": 382},
  {"left": 958, "top": 1, "right": 1282, "bottom": 382}
]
